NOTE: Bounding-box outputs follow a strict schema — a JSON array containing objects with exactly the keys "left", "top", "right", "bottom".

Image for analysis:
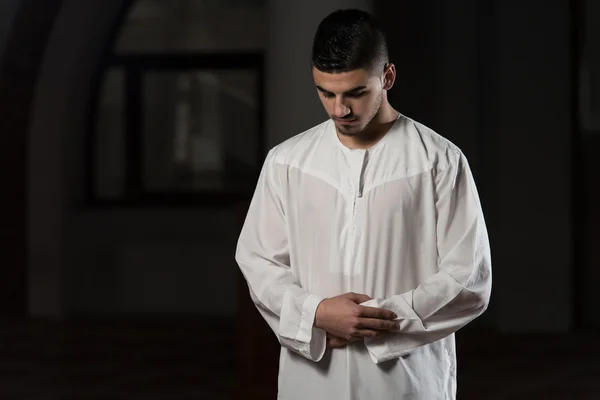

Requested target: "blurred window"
[{"left": 90, "top": 0, "right": 266, "bottom": 205}]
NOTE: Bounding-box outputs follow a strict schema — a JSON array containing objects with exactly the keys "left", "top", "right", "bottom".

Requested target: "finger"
[
  {"left": 345, "top": 292, "right": 372, "bottom": 304},
  {"left": 351, "top": 329, "right": 383, "bottom": 338},
  {"left": 327, "top": 334, "right": 363, "bottom": 347},
  {"left": 357, "top": 318, "right": 400, "bottom": 331},
  {"left": 327, "top": 332, "right": 360, "bottom": 341},
  {"left": 333, "top": 338, "right": 349, "bottom": 346},
  {"left": 328, "top": 337, "right": 350, "bottom": 348},
  {"left": 326, "top": 333, "right": 345, "bottom": 342},
  {"left": 358, "top": 305, "right": 397, "bottom": 320}
]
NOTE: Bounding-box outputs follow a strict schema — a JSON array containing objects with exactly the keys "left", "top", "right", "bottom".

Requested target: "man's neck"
[{"left": 337, "top": 104, "right": 399, "bottom": 150}]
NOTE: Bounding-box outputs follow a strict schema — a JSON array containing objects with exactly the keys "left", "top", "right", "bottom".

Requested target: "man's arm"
[
  {"left": 235, "top": 149, "right": 328, "bottom": 361},
  {"left": 362, "top": 149, "right": 492, "bottom": 364}
]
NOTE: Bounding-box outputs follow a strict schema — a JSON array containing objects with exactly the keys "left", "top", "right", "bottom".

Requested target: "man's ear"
[{"left": 382, "top": 63, "right": 396, "bottom": 91}]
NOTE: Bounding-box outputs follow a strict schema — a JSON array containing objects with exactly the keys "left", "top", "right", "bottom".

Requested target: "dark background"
[{"left": 0, "top": 0, "right": 598, "bottom": 398}]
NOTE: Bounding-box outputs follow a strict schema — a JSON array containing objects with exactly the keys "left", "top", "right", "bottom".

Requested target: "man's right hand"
[{"left": 314, "top": 292, "right": 399, "bottom": 341}]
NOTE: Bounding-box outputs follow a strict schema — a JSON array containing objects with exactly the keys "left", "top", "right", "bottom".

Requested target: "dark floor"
[
  {"left": 456, "top": 331, "right": 600, "bottom": 399},
  {"left": 0, "top": 318, "right": 234, "bottom": 399},
  {"left": 0, "top": 318, "right": 598, "bottom": 399}
]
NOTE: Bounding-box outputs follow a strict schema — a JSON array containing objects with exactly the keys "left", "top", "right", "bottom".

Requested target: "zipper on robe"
[
  {"left": 343, "top": 149, "right": 368, "bottom": 278},
  {"left": 351, "top": 150, "right": 368, "bottom": 215}
]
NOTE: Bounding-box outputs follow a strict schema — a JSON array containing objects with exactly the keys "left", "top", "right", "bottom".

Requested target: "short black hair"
[{"left": 311, "top": 9, "right": 389, "bottom": 74}]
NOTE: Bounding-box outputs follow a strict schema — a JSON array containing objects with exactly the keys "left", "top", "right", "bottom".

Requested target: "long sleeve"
[
  {"left": 235, "top": 149, "right": 327, "bottom": 362},
  {"left": 362, "top": 149, "right": 492, "bottom": 364}
]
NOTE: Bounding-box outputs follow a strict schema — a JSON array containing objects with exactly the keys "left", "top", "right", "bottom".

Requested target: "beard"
[
  {"left": 334, "top": 91, "right": 383, "bottom": 138},
  {"left": 336, "top": 122, "right": 361, "bottom": 136}
]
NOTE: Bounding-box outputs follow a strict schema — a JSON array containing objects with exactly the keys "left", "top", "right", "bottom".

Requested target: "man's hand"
[
  {"left": 315, "top": 292, "right": 399, "bottom": 341},
  {"left": 326, "top": 332, "right": 361, "bottom": 349}
]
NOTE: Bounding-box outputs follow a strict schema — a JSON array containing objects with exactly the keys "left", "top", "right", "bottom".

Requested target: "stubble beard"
[
  {"left": 336, "top": 92, "right": 383, "bottom": 139},
  {"left": 336, "top": 124, "right": 361, "bottom": 137}
]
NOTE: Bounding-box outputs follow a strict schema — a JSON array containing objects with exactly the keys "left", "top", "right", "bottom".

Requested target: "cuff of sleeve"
[
  {"left": 296, "top": 294, "right": 326, "bottom": 361},
  {"left": 364, "top": 336, "right": 414, "bottom": 364},
  {"left": 364, "top": 318, "right": 415, "bottom": 363},
  {"left": 361, "top": 297, "right": 413, "bottom": 364},
  {"left": 278, "top": 293, "right": 326, "bottom": 362},
  {"left": 364, "top": 337, "right": 391, "bottom": 363}
]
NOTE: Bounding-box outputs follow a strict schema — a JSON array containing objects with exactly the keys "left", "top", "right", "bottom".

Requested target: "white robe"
[{"left": 235, "top": 114, "right": 492, "bottom": 400}]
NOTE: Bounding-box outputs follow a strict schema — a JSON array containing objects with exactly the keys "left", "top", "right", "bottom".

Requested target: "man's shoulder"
[
  {"left": 267, "top": 119, "right": 331, "bottom": 163},
  {"left": 398, "top": 114, "right": 461, "bottom": 154},
  {"left": 395, "top": 114, "right": 463, "bottom": 169}
]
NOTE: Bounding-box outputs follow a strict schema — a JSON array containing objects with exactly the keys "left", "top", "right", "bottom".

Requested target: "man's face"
[{"left": 312, "top": 67, "right": 384, "bottom": 137}]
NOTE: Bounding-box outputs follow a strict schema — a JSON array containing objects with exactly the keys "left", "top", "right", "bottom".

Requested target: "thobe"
[{"left": 235, "top": 114, "right": 492, "bottom": 400}]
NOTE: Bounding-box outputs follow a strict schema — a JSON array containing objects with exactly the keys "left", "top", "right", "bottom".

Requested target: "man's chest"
[{"left": 283, "top": 166, "right": 436, "bottom": 231}]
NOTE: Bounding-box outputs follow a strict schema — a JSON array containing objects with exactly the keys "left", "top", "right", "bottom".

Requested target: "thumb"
[{"left": 346, "top": 292, "right": 372, "bottom": 304}]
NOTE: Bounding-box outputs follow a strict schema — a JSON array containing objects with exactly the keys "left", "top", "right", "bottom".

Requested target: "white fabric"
[{"left": 235, "top": 114, "right": 492, "bottom": 400}]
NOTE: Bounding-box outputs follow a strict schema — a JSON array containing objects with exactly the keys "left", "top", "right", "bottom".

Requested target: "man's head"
[{"left": 311, "top": 9, "right": 395, "bottom": 137}]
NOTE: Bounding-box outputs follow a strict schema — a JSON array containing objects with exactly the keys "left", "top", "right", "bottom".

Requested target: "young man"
[{"left": 235, "top": 9, "right": 492, "bottom": 400}]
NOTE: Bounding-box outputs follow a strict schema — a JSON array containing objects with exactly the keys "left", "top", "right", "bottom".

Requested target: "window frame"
[{"left": 86, "top": 51, "right": 266, "bottom": 208}]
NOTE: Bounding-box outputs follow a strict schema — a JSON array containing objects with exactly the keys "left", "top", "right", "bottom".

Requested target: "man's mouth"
[{"left": 336, "top": 118, "right": 357, "bottom": 125}]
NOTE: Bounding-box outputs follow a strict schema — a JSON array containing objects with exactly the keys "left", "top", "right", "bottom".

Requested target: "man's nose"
[{"left": 333, "top": 97, "right": 351, "bottom": 118}]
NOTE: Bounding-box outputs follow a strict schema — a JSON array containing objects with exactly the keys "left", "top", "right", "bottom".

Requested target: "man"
[{"left": 235, "top": 8, "right": 492, "bottom": 400}]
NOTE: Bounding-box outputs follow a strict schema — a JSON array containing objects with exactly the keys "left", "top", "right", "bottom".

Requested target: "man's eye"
[
  {"left": 322, "top": 93, "right": 335, "bottom": 99},
  {"left": 346, "top": 92, "right": 365, "bottom": 98}
]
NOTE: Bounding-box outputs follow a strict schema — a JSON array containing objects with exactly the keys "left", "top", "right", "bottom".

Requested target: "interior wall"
[
  {"left": 0, "top": 0, "right": 20, "bottom": 59},
  {"left": 0, "top": 0, "right": 27, "bottom": 317},
  {"left": 0, "top": 0, "right": 64, "bottom": 316},
  {"left": 29, "top": 0, "right": 240, "bottom": 317},
  {"left": 582, "top": 0, "right": 600, "bottom": 328},
  {"left": 488, "top": 0, "right": 572, "bottom": 332}
]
